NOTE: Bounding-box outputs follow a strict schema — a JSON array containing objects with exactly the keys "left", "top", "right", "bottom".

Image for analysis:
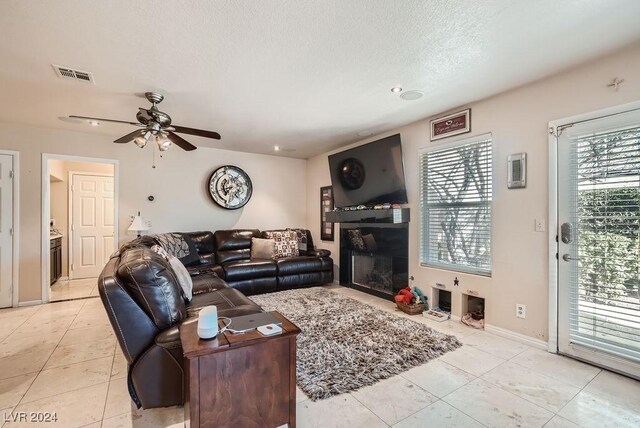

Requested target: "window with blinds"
[
  {"left": 420, "top": 134, "right": 493, "bottom": 275},
  {"left": 568, "top": 125, "right": 640, "bottom": 360}
]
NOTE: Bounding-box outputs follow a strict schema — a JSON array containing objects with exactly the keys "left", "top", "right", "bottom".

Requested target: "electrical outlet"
[
  {"left": 535, "top": 218, "right": 545, "bottom": 232},
  {"left": 516, "top": 303, "right": 526, "bottom": 319}
]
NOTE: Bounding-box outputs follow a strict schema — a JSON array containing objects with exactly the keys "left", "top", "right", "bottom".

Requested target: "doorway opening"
[{"left": 43, "top": 155, "right": 118, "bottom": 303}]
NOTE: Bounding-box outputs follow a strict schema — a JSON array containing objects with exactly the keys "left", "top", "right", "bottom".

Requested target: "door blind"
[
  {"left": 420, "top": 135, "right": 492, "bottom": 275},
  {"left": 567, "top": 125, "right": 640, "bottom": 361}
]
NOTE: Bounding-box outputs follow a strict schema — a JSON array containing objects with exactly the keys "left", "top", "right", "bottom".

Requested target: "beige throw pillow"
[
  {"left": 251, "top": 237, "right": 276, "bottom": 259},
  {"left": 151, "top": 245, "right": 193, "bottom": 301}
]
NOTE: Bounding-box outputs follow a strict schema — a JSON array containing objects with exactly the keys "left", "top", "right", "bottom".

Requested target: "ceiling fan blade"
[
  {"left": 166, "top": 132, "right": 197, "bottom": 151},
  {"left": 69, "top": 115, "right": 141, "bottom": 126},
  {"left": 171, "top": 125, "right": 221, "bottom": 140},
  {"left": 114, "top": 129, "right": 145, "bottom": 144}
]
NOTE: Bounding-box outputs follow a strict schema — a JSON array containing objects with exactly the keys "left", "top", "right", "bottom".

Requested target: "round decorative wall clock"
[{"left": 207, "top": 165, "right": 253, "bottom": 209}]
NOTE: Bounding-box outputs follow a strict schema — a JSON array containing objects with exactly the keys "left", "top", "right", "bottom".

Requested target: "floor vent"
[{"left": 52, "top": 64, "right": 95, "bottom": 84}]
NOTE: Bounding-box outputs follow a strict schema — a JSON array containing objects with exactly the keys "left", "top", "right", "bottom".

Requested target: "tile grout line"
[
  {"left": 98, "top": 353, "right": 118, "bottom": 426},
  {"left": 426, "top": 373, "right": 491, "bottom": 427},
  {"left": 442, "top": 376, "right": 556, "bottom": 427},
  {"left": 12, "top": 300, "right": 88, "bottom": 409},
  {"left": 479, "top": 367, "right": 571, "bottom": 416},
  {"left": 346, "top": 392, "right": 391, "bottom": 427},
  {"left": 552, "top": 368, "right": 603, "bottom": 423}
]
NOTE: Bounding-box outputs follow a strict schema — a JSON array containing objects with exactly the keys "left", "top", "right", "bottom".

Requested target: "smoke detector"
[
  {"left": 400, "top": 90, "right": 424, "bottom": 101},
  {"left": 52, "top": 64, "right": 95, "bottom": 84}
]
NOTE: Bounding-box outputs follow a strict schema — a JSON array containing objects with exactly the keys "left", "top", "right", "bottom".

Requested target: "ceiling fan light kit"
[{"left": 70, "top": 92, "right": 221, "bottom": 152}]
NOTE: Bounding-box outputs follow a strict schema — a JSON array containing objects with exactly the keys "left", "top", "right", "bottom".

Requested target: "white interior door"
[
  {"left": 557, "top": 109, "right": 640, "bottom": 378},
  {"left": 71, "top": 174, "right": 115, "bottom": 279},
  {"left": 0, "top": 154, "right": 14, "bottom": 308}
]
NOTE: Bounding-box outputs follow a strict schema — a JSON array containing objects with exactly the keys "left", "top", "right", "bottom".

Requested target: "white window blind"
[
  {"left": 567, "top": 125, "right": 640, "bottom": 361},
  {"left": 420, "top": 135, "right": 493, "bottom": 275}
]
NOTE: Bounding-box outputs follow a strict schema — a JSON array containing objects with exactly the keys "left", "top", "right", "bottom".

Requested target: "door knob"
[{"left": 562, "top": 254, "right": 580, "bottom": 262}]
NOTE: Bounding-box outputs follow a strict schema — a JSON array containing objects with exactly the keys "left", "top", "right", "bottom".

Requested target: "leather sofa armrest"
[
  {"left": 308, "top": 248, "right": 331, "bottom": 257},
  {"left": 155, "top": 325, "right": 181, "bottom": 350}
]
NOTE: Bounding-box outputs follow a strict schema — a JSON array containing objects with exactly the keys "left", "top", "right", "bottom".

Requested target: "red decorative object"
[{"left": 430, "top": 109, "right": 471, "bottom": 141}]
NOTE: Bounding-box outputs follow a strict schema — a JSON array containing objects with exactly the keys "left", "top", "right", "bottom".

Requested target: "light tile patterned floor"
[
  {"left": 0, "top": 285, "right": 638, "bottom": 427},
  {"left": 50, "top": 278, "right": 99, "bottom": 302}
]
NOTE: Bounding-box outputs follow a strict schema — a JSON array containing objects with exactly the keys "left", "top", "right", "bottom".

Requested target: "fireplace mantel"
[{"left": 326, "top": 208, "right": 410, "bottom": 224}]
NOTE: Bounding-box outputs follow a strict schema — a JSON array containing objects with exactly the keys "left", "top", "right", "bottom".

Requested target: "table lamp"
[{"left": 128, "top": 212, "right": 150, "bottom": 237}]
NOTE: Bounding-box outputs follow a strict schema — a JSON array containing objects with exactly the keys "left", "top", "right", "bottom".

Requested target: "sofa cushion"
[
  {"left": 185, "top": 231, "right": 216, "bottom": 265},
  {"left": 186, "top": 287, "right": 263, "bottom": 318},
  {"left": 214, "top": 229, "right": 261, "bottom": 264},
  {"left": 191, "top": 272, "right": 229, "bottom": 295},
  {"left": 116, "top": 247, "right": 187, "bottom": 330},
  {"left": 227, "top": 277, "right": 278, "bottom": 296},
  {"left": 276, "top": 256, "right": 323, "bottom": 275},
  {"left": 187, "top": 264, "right": 224, "bottom": 279},
  {"left": 222, "top": 259, "right": 277, "bottom": 281}
]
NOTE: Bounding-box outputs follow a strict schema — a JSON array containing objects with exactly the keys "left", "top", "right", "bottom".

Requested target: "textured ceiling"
[{"left": 0, "top": 0, "right": 639, "bottom": 158}]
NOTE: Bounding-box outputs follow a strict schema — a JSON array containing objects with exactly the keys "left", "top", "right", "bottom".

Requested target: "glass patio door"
[{"left": 557, "top": 109, "right": 640, "bottom": 378}]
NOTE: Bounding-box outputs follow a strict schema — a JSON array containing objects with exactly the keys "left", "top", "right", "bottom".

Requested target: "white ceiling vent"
[{"left": 52, "top": 64, "right": 95, "bottom": 84}]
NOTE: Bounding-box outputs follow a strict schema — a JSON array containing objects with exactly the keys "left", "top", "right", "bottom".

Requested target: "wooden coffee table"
[{"left": 180, "top": 311, "right": 301, "bottom": 428}]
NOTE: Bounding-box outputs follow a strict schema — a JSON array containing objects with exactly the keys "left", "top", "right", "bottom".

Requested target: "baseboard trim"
[
  {"left": 18, "top": 300, "right": 43, "bottom": 307},
  {"left": 484, "top": 323, "right": 548, "bottom": 350}
]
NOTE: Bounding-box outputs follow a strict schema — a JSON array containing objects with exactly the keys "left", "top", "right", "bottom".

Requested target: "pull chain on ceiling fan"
[{"left": 70, "top": 92, "right": 221, "bottom": 152}]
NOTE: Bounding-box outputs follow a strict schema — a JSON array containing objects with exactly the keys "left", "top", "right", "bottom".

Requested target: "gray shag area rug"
[{"left": 250, "top": 287, "right": 462, "bottom": 400}]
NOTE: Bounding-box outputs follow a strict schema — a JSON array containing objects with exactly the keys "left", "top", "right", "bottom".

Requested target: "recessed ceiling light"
[
  {"left": 400, "top": 90, "right": 424, "bottom": 101},
  {"left": 274, "top": 145, "right": 280, "bottom": 151},
  {"left": 391, "top": 86, "right": 403, "bottom": 93},
  {"left": 88, "top": 120, "right": 100, "bottom": 126}
]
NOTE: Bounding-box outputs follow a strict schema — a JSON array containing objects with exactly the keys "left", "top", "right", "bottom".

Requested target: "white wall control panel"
[{"left": 508, "top": 153, "right": 527, "bottom": 189}]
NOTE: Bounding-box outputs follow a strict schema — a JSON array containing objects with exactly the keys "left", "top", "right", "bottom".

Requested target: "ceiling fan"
[{"left": 69, "top": 92, "right": 221, "bottom": 151}]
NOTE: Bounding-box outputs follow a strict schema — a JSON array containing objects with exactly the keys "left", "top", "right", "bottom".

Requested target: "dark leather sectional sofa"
[{"left": 98, "top": 229, "right": 332, "bottom": 409}]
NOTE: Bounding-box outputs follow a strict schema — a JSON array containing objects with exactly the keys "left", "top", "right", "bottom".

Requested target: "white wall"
[
  {"left": 1, "top": 124, "right": 306, "bottom": 302},
  {"left": 307, "top": 41, "right": 640, "bottom": 342}
]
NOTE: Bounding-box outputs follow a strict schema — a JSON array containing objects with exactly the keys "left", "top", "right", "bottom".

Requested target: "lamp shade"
[{"left": 128, "top": 212, "right": 150, "bottom": 234}]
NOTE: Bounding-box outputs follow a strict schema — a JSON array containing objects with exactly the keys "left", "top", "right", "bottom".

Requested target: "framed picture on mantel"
[{"left": 320, "top": 186, "right": 334, "bottom": 241}]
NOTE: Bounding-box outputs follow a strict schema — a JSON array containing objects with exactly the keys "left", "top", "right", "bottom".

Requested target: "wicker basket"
[{"left": 396, "top": 301, "right": 425, "bottom": 315}]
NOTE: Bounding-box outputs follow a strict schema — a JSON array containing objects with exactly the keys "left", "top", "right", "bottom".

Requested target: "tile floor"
[
  {"left": 0, "top": 285, "right": 638, "bottom": 427},
  {"left": 50, "top": 278, "right": 99, "bottom": 302}
]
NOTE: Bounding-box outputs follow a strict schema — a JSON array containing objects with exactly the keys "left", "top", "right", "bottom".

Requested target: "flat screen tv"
[{"left": 328, "top": 134, "right": 407, "bottom": 208}]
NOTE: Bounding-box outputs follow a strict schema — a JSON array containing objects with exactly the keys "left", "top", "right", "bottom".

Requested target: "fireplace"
[
  {"left": 327, "top": 208, "right": 409, "bottom": 300},
  {"left": 352, "top": 253, "right": 394, "bottom": 294}
]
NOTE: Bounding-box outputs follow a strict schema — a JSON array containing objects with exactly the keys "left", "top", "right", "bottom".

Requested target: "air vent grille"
[{"left": 52, "top": 64, "right": 95, "bottom": 84}]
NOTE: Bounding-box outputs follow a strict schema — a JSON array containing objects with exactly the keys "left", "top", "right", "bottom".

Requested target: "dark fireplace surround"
[{"left": 326, "top": 208, "right": 409, "bottom": 300}]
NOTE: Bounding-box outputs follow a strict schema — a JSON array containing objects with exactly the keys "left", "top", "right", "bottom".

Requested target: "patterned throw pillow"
[
  {"left": 287, "top": 228, "right": 308, "bottom": 255},
  {"left": 150, "top": 245, "right": 193, "bottom": 301},
  {"left": 270, "top": 230, "right": 299, "bottom": 258},
  {"left": 152, "top": 233, "right": 200, "bottom": 266},
  {"left": 362, "top": 234, "right": 377, "bottom": 252},
  {"left": 347, "top": 229, "right": 367, "bottom": 251}
]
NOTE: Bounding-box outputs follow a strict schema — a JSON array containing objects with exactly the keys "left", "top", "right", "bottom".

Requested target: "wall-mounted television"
[{"left": 328, "top": 134, "right": 407, "bottom": 208}]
